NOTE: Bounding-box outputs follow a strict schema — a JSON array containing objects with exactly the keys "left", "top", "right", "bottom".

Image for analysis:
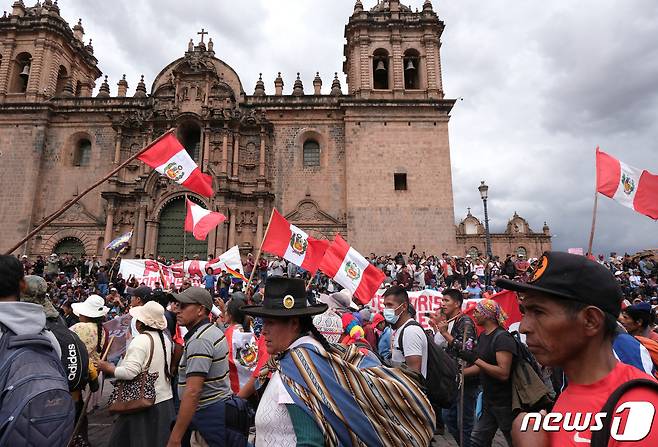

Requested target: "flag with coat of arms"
[
  {"left": 261, "top": 209, "right": 330, "bottom": 274},
  {"left": 319, "top": 234, "right": 386, "bottom": 305}
]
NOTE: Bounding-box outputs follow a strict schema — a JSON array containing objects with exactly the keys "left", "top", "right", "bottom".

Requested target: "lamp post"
[{"left": 479, "top": 180, "right": 493, "bottom": 260}]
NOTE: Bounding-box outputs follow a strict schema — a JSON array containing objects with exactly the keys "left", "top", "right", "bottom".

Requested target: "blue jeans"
[{"left": 443, "top": 383, "right": 478, "bottom": 447}]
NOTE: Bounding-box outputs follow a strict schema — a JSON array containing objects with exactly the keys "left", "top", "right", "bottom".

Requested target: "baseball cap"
[
  {"left": 496, "top": 251, "right": 622, "bottom": 317},
  {"left": 624, "top": 301, "right": 652, "bottom": 315},
  {"left": 21, "top": 275, "right": 59, "bottom": 319},
  {"left": 170, "top": 287, "right": 213, "bottom": 311}
]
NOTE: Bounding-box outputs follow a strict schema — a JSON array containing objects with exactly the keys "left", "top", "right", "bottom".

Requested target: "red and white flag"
[
  {"left": 184, "top": 199, "right": 226, "bottom": 241},
  {"left": 319, "top": 234, "right": 385, "bottom": 305},
  {"left": 138, "top": 131, "right": 214, "bottom": 197},
  {"left": 261, "top": 209, "right": 329, "bottom": 274},
  {"left": 596, "top": 147, "right": 658, "bottom": 220}
]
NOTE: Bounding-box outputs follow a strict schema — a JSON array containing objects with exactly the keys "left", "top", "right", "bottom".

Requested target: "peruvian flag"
[
  {"left": 464, "top": 290, "right": 523, "bottom": 335},
  {"left": 184, "top": 199, "right": 226, "bottom": 241},
  {"left": 138, "top": 131, "right": 214, "bottom": 197},
  {"left": 319, "top": 234, "right": 386, "bottom": 305},
  {"left": 261, "top": 209, "right": 329, "bottom": 274},
  {"left": 596, "top": 147, "right": 658, "bottom": 219}
]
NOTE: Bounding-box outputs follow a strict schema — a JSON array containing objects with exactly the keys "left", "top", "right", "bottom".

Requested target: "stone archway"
[
  {"left": 41, "top": 229, "right": 97, "bottom": 256},
  {"left": 54, "top": 237, "right": 86, "bottom": 257}
]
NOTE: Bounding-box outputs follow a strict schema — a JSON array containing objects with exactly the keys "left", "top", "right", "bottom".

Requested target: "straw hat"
[
  {"left": 72, "top": 295, "right": 110, "bottom": 318},
  {"left": 129, "top": 301, "right": 167, "bottom": 330}
]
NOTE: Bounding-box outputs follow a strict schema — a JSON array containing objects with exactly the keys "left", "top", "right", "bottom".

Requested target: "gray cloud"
[{"left": 54, "top": 0, "right": 657, "bottom": 254}]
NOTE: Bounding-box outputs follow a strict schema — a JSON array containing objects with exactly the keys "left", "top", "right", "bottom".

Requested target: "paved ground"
[{"left": 87, "top": 383, "right": 507, "bottom": 447}]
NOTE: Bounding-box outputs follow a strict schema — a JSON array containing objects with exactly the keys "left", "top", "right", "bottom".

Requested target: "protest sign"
[{"left": 369, "top": 289, "right": 443, "bottom": 329}]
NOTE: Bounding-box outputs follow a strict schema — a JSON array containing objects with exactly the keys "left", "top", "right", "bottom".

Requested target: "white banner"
[
  {"left": 119, "top": 246, "right": 245, "bottom": 289},
  {"left": 368, "top": 289, "right": 443, "bottom": 329}
]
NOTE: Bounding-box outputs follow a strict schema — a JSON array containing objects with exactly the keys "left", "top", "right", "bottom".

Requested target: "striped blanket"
[{"left": 262, "top": 343, "right": 436, "bottom": 447}]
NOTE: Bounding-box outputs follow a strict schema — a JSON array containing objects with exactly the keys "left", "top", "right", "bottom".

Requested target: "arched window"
[
  {"left": 372, "top": 49, "right": 390, "bottom": 90},
  {"left": 303, "top": 139, "right": 321, "bottom": 167},
  {"left": 516, "top": 246, "right": 527, "bottom": 258},
  {"left": 10, "top": 52, "right": 32, "bottom": 93},
  {"left": 54, "top": 237, "right": 86, "bottom": 257},
  {"left": 178, "top": 121, "right": 201, "bottom": 161},
  {"left": 403, "top": 49, "right": 420, "bottom": 89},
  {"left": 55, "top": 65, "right": 68, "bottom": 95},
  {"left": 73, "top": 138, "right": 92, "bottom": 167}
]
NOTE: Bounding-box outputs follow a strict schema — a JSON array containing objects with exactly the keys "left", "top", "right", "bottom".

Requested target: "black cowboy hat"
[{"left": 241, "top": 277, "right": 327, "bottom": 318}]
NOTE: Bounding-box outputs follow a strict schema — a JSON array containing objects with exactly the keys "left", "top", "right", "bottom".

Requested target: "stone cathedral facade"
[{"left": 0, "top": 0, "right": 550, "bottom": 259}]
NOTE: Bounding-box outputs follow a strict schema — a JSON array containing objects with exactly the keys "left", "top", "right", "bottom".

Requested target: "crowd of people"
[{"left": 1, "top": 247, "right": 657, "bottom": 446}]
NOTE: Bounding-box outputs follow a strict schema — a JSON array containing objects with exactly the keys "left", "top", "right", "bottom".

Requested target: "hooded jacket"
[{"left": 0, "top": 301, "right": 62, "bottom": 358}]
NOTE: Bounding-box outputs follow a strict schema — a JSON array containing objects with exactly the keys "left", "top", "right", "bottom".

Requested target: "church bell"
[
  {"left": 19, "top": 64, "right": 30, "bottom": 78},
  {"left": 405, "top": 59, "right": 416, "bottom": 71},
  {"left": 375, "top": 60, "right": 386, "bottom": 72}
]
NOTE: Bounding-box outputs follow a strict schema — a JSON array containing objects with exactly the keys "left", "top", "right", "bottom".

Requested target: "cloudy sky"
[{"left": 54, "top": 0, "right": 658, "bottom": 254}]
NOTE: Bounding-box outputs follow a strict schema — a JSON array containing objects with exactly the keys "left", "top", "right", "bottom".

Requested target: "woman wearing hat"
[
  {"left": 241, "top": 277, "right": 330, "bottom": 446},
  {"left": 96, "top": 301, "right": 174, "bottom": 447},
  {"left": 242, "top": 277, "right": 435, "bottom": 447},
  {"left": 70, "top": 295, "right": 109, "bottom": 364}
]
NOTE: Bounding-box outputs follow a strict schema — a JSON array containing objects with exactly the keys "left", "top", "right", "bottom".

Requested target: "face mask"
[{"left": 383, "top": 302, "right": 404, "bottom": 324}]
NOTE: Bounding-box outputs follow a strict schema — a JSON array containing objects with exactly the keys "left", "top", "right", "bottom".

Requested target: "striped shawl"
[{"left": 262, "top": 343, "right": 436, "bottom": 447}]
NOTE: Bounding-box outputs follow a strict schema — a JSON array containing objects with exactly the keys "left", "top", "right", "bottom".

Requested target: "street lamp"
[{"left": 479, "top": 180, "right": 493, "bottom": 260}]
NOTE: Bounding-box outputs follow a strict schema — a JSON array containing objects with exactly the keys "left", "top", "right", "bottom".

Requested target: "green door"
[
  {"left": 54, "top": 237, "right": 86, "bottom": 257},
  {"left": 157, "top": 198, "right": 208, "bottom": 260}
]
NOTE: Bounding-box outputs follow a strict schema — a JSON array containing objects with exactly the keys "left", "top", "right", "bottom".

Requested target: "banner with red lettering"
[
  {"left": 369, "top": 289, "right": 443, "bottom": 329},
  {"left": 119, "top": 246, "right": 244, "bottom": 289}
]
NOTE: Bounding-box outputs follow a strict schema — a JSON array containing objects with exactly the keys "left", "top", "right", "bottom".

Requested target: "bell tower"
[
  {"left": 0, "top": 1, "right": 101, "bottom": 103},
  {"left": 343, "top": 0, "right": 444, "bottom": 99}
]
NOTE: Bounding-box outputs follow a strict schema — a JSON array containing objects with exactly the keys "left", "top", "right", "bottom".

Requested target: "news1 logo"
[{"left": 520, "top": 402, "right": 655, "bottom": 441}]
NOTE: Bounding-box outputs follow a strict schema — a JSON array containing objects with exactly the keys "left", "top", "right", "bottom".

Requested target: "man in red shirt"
[{"left": 499, "top": 251, "right": 658, "bottom": 447}]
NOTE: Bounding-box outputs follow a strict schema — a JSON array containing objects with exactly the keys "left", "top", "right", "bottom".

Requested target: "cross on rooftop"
[{"left": 197, "top": 28, "right": 208, "bottom": 43}]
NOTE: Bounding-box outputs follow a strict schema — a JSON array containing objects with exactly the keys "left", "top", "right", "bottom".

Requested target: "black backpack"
[
  {"left": 45, "top": 317, "right": 90, "bottom": 391},
  {"left": 590, "top": 378, "right": 658, "bottom": 447},
  {"left": 397, "top": 320, "right": 458, "bottom": 408}
]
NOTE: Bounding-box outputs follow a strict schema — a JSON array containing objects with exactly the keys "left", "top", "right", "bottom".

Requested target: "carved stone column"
[
  {"left": 202, "top": 126, "right": 211, "bottom": 172},
  {"left": 102, "top": 200, "right": 115, "bottom": 260},
  {"left": 256, "top": 202, "right": 264, "bottom": 247},
  {"left": 259, "top": 127, "right": 266, "bottom": 178},
  {"left": 135, "top": 204, "right": 147, "bottom": 257},
  {"left": 145, "top": 221, "right": 158, "bottom": 256},
  {"left": 221, "top": 127, "right": 229, "bottom": 174},
  {"left": 113, "top": 128, "right": 122, "bottom": 164},
  {"left": 232, "top": 132, "right": 240, "bottom": 178},
  {"left": 228, "top": 207, "right": 237, "bottom": 248}
]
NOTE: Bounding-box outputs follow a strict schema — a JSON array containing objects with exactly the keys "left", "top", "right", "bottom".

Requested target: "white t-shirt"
[{"left": 391, "top": 319, "right": 428, "bottom": 378}]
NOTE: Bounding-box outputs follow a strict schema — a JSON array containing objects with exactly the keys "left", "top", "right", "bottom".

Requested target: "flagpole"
[
  {"left": 183, "top": 194, "right": 188, "bottom": 260},
  {"left": 246, "top": 208, "right": 275, "bottom": 297},
  {"left": 108, "top": 245, "right": 127, "bottom": 283},
  {"left": 587, "top": 191, "right": 599, "bottom": 256},
  {"left": 5, "top": 128, "right": 176, "bottom": 255}
]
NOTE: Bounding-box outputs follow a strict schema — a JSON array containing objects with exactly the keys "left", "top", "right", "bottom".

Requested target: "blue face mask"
[{"left": 383, "top": 303, "right": 403, "bottom": 324}]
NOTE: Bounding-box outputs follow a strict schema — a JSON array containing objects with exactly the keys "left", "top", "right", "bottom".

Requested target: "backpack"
[
  {"left": 0, "top": 323, "right": 75, "bottom": 446},
  {"left": 45, "top": 317, "right": 90, "bottom": 391},
  {"left": 492, "top": 330, "right": 555, "bottom": 416},
  {"left": 590, "top": 378, "right": 658, "bottom": 447},
  {"left": 397, "top": 320, "right": 458, "bottom": 408}
]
